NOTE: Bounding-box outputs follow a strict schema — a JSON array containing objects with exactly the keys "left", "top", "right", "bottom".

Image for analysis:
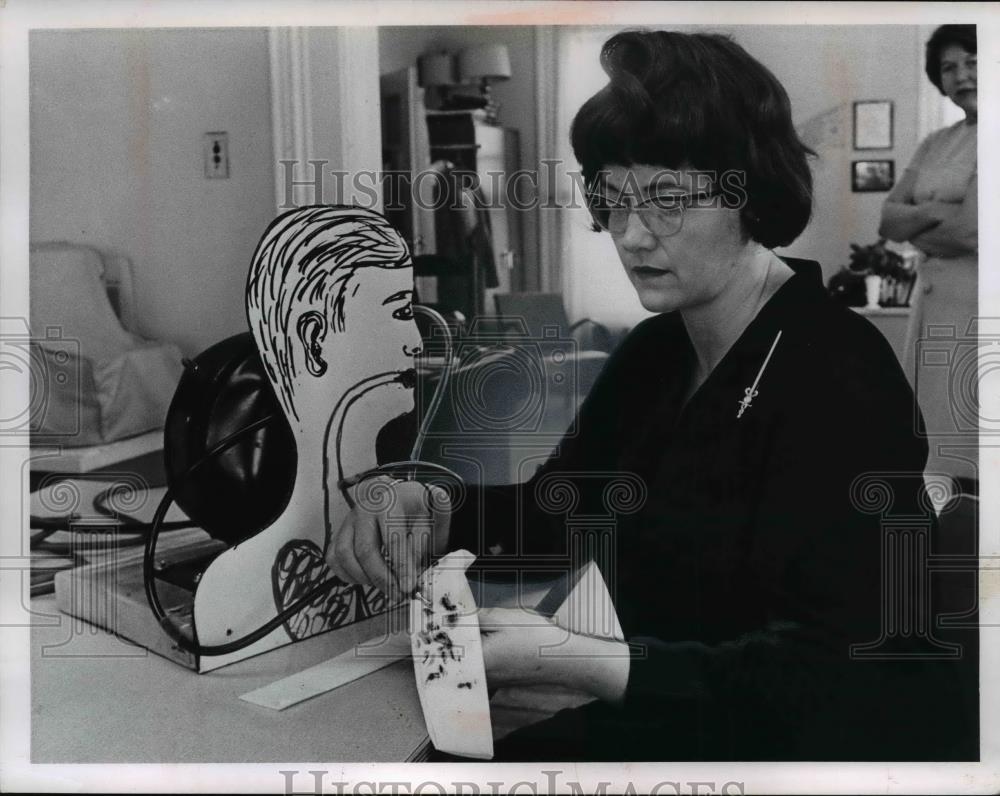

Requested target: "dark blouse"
[{"left": 449, "top": 258, "right": 978, "bottom": 761}]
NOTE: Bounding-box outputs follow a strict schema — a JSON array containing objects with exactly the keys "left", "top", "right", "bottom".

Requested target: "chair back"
[
  {"left": 29, "top": 241, "right": 136, "bottom": 359},
  {"left": 493, "top": 292, "right": 571, "bottom": 339},
  {"left": 932, "top": 490, "right": 979, "bottom": 760},
  {"left": 934, "top": 492, "right": 978, "bottom": 620}
]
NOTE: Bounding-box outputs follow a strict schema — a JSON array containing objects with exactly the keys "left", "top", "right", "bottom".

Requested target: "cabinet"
[
  {"left": 379, "top": 67, "right": 433, "bottom": 257},
  {"left": 423, "top": 110, "right": 522, "bottom": 320}
]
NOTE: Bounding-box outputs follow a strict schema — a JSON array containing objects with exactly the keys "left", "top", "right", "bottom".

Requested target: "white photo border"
[{"left": 2, "top": 1, "right": 998, "bottom": 793}]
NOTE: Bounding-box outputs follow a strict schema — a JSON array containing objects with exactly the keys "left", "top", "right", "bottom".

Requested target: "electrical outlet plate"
[{"left": 203, "top": 131, "right": 229, "bottom": 179}]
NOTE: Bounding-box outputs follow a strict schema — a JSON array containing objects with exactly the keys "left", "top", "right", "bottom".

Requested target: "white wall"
[
  {"left": 741, "top": 25, "right": 923, "bottom": 281},
  {"left": 30, "top": 25, "right": 933, "bottom": 351},
  {"left": 30, "top": 29, "right": 276, "bottom": 357}
]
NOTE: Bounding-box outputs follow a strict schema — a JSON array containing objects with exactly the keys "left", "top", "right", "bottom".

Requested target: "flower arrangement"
[
  {"left": 846, "top": 238, "right": 908, "bottom": 280},
  {"left": 829, "top": 238, "right": 916, "bottom": 308}
]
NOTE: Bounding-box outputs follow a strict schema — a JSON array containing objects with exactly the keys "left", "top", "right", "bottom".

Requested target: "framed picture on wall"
[
  {"left": 852, "top": 159, "right": 895, "bottom": 192},
  {"left": 853, "top": 100, "right": 893, "bottom": 149}
]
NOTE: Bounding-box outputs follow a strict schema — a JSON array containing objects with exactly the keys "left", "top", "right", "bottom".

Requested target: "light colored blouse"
[
  {"left": 900, "top": 119, "right": 977, "bottom": 483},
  {"left": 908, "top": 119, "right": 977, "bottom": 217}
]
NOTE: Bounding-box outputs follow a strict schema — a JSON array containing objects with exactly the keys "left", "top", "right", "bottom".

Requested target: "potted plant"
[
  {"left": 845, "top": 239, "right": 913, "bottom": 308},
  {"left": 827, "top": 266, "right": 866, "bottom": 307}
]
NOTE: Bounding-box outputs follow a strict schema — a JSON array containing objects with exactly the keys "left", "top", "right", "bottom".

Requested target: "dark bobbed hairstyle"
[
  {"left": 570, "top": 30, "right": 815, "bottom": 249},
  {"left": 925, "top": 25, "right": 977, "bottom": 94}
]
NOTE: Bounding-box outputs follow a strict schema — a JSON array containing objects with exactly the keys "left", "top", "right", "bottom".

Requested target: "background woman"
[
  {"left": 879, "top": 24, "right": 978, "bottom": 493},
  {"left": 331, "top": 30, "right": 976, "bottom": 761}
]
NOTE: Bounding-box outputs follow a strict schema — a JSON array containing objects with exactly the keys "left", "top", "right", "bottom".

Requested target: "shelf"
[
  {"left": 430, "top": 143, "right": 482, "bottom": 151},
  {"left": 849, "top": 306, "right": 911, "bottom": 316}
]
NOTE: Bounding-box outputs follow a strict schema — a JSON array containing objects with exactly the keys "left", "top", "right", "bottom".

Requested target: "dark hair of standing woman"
[
  {"left": 924, "top": 24, "right": 977, "bottom": 93},
  {"left": 570, "top": 30, "right": 814, "bottom": 249}
]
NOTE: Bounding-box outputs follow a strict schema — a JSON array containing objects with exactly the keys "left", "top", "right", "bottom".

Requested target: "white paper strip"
[
  {"left": 410, "top": 549, "right": 493, "bottom": 760},
  {"left": 239, "top": 633, "right": 411, "bottom": 710}
]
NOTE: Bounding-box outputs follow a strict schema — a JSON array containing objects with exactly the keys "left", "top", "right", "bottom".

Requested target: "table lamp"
[
  {"left": 417, "top": 51, "right": 456, "bottom": 111},
  {"left": 457, "top": 44, "right": 511, "bottom": 124}
]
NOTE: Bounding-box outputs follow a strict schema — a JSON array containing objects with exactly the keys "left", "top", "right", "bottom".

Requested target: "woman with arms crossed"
[{"left": 879, "top": 24, "right": 978, "bottom": 492}]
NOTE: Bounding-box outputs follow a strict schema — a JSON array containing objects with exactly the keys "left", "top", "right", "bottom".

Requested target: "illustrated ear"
[{"left": 297, "top": 310, "right": 328, "bottom": 377}]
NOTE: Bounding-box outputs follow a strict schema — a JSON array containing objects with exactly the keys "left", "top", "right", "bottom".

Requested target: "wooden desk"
[{"left": 30, "top": 596, "right": 429, "bottom": 763}]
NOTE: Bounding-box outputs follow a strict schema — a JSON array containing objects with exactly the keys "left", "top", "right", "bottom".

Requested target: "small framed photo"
[
  {"left": 852, "top": 159, "right": 895, "bottom": 192},
  {"left": 853, "top": 100, "right": 893, "bottom": 150}
]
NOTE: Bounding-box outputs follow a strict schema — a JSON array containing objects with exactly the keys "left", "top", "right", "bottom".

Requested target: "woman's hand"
[
  {"left": 478, "top": 607, "right": 566, "bottom": 688},
  {"left": 478, "top": 606, "right": 630, "bottom": 704},
  {"left": 326, "top": 475, "right": 451, "bottom": 600}
]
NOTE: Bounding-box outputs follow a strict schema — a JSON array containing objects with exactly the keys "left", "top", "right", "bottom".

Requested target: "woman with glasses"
[
  {"left": 330, "top": 30, "right": 975, "bottom": 761},
  {"left": 879, "top": 24, "right": 978, "bottom": 493}
]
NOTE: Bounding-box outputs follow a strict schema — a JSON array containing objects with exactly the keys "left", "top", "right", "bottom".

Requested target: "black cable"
[
  {"left": 30, "top": 504, "right": 193, "bottom": 555},
  {"left": 28, "top": 482, "right": 196, "bottom": 541},
  {"left": 31, "top": 413, "right": 280, "bottom": 540},
  {"left": 29, "top": 513, "right": 192, "bottom": 534},
  {"left": 140, "top": 410, "right": 352, "bottom": 656},
  {"left": 34, "top": 537, "right": 146, "bottom": 553},
  {"left": 143, "top": 412, "right": 319, "bottom": 655},
  {"left": 93, "top": 483, "right": 195, "bottom": 531},
  {"left": 144, "top": 308, "right": 465, "bottom": 656},
  {"left": 144, "top": 486, "right": 350, "bottom": 656},
  {"left": 338, "top": 460, "right": 463, "bottom": 514},
  {"left": 144, "top": 458, "right": 462, "bottom": 657}
]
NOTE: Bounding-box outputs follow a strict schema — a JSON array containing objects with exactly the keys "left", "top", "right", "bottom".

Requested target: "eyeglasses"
[{"left": 586, "top": 188, "right": 720, "bottom": 237}]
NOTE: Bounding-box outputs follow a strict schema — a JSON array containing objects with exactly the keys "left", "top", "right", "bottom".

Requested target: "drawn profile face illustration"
[
  {"left": 193, "top": 206, "right": 424, "bottom": 659},
  {"left": 246, "top": 205, "right": 421, "bottom": 432},
  {"left": 249, "top": 203, "right": 424, "bottom": 604},
  {"left": 302, "top": 264, "right": 423, "bottom": 490},
  {"left": 319, "top": 266, "right": 420, "bottom": 380}
]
